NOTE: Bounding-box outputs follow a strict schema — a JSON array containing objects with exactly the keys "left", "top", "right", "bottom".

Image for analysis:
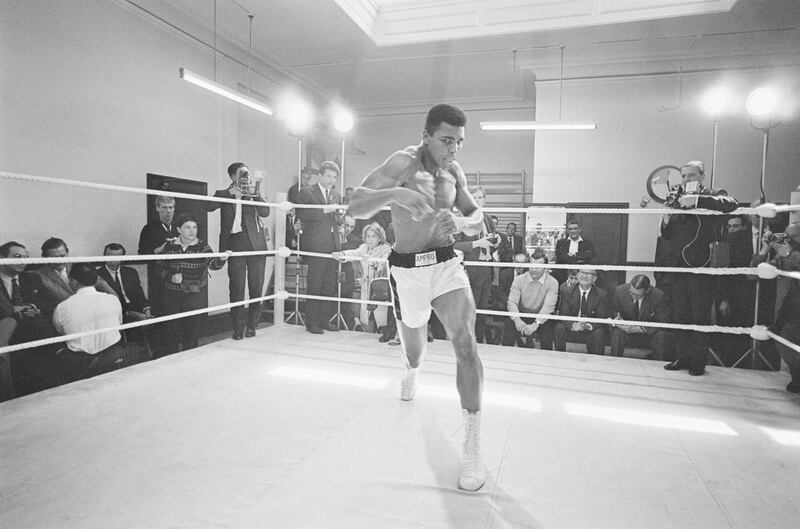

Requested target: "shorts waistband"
[{"left": 389, "top": 245, "right": 457, "bottom": 268}]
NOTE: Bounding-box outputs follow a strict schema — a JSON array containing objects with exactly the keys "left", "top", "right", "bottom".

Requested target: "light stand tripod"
[
  {"left": 329, "top": 134, "right": 350, "bottom": 330},
  {"left": 285, "top": 135, "right": 306, "bottom": 327},
  {"left": 733, "top": 118, "right": 778, "bottom": 370},
  {"left": 285, "top": 226, "right": 306, "bottom": 327}
]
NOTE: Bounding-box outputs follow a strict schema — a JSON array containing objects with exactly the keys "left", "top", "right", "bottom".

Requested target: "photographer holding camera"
[
  {"left": 204, "top": 162, "right": 270, "bottom": 340},
  {"left": 661, "top": 160, "right": 739, "bottom": 376},
  {"left": 454, "top": 185, "right": 501, "bottom": 343},
  {"left": 752, "top": 223, "right": 800, "bottom": 392}
]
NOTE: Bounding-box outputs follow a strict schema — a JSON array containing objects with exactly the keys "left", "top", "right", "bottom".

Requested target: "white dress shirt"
[
  {"left": 568, "top": 236, "right": 583, "bottom": 256},
  {"left": 53, "top": 287, "right": 122, "bottom": 354}
]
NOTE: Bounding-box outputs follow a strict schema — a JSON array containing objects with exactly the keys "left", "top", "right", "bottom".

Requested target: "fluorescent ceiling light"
[
  {"left": 480, "top": 121, "right": 596, "bottom": 131},
  {"left": 179, "top": 67, "right": 273, "bottom": 116}
]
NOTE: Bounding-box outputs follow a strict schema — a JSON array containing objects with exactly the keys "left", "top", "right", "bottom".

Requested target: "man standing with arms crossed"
[{"left": 347, "top": 104, "right": 487, "bottom": 491}]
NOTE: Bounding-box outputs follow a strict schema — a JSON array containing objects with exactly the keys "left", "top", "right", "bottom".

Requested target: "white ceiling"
[{"left": 131, "top": 0, "right": 800, "bottom": 115}]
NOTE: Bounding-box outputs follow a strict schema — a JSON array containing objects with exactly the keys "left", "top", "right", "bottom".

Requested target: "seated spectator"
[
  {"left": 36, "top": 237, "right": 75, "bottom": 304},
  {"left": 1, "top": 241, "right": 59, "bottom": 396},
  {"left": 497, "top": 251, "right": 529, "bottom": 310},
  {"left": 502, "top": 250, "right": 558, "bottom": 348},
  {"left": 338, "top": 215, "right": 360, "bottom": 329},
  {"left": 158, "top": 213, "right": 229, "bottom": 354},
  {"left": 332, "top": 222, "right": 392, "bottom": 338},
  {"left": 553, "top": 268, "right": 610, "bottom": 355},
  {"left": 98, "top": 243, "right": 152, "bottom": 351},
  {"left": 98, "top": 243, "right": 151, "bottom": 322},
  {"left": 53, "top": 263, "right": 126, "bottom": 382},
  {"left": 36, "top": 237, "right": 114, "bottom": 305},
  {"left": 609, "top": 275, "right": 670, "bottom": 359},
  {"left": 753, "top": 222, "right": 800, "bottom": 392},
  {"left": 558, "top": 269, "right": 580, "bottom": 301},
  {"left": 554, "top": 220, "right": 595, "bottom": 284}
]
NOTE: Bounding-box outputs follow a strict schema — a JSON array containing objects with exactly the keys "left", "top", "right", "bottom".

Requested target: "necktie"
[
  {"left": 11, "top": 278, "right": 22, "bottom": 305},
  {"left": 633, "top": 299, "right": 640, "bottom": 320},
  {"left": 113, "top": 271, "right": 123, "bottom": 299},
  {"left": 325, "top": 189, "right": 331, "bottom": 204},
  {"left": 579, "top": 291, "right": 587, "bottom": 317}
]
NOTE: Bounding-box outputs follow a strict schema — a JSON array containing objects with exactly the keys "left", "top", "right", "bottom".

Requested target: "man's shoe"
[
  {"left": 244, "top": 327, "right": 256, "bottom": 338},
  {"left": 306, "top": 325, "right": 324, "bottom": 335},
  {"left": 320, "top": 322, "right": 340, "bottom": 332},
  {"left": 379, "top": 333, "right": 391, "bottom": 343},
  {"left": 786, "top": 380, "right": 800, "bottom": 393},
  {"left": 458, "top": 410, "right": 487, "bottom": 492},
  {"left": 233, "top": 329, "right": 244, "bottom": 340},
  {"left": 664, "top": 359, "right": 686, "bottom": 371},
  {"left": 400, "top": 353, "right": 418, "bottom": 401},
  {"left": 688, "top": 368, "right": 705, "bottom": 376},
  {"left": 388, "top": 338, "right": 401, "bottom": 346}
]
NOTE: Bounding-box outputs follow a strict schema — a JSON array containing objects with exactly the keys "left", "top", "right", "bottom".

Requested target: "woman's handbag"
[{"left": 366, "top": 277, "right": 390, "bottom": 311}]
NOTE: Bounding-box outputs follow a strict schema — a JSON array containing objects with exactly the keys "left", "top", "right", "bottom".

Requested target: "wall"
[{"left": 0, "top": 0, "right": 298, "bottom": 311}]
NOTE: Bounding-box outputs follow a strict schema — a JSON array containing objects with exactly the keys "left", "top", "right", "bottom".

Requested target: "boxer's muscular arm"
[{"left": 349, "top": 151, "right": 434, "bottom": 220}]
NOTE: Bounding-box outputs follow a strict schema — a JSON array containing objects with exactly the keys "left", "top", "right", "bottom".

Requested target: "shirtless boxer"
[{"left": 347, "top": 104, "right": 487, "bottom": 491}]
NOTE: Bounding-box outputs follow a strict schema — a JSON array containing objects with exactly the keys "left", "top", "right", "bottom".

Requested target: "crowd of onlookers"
[{"left": 3, "top": 160, "right": 799, "bottom": 400}]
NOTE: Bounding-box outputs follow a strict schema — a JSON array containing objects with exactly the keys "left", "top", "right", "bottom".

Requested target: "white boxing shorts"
[{"left": 388, "top": 245, "right": 471, "bottom": 328}]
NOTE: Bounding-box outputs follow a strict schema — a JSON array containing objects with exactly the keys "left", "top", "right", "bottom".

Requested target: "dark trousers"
[
  {"left": 501, "top": 317, "right": 556, "bottom": 349},
  {"left": 671, "top": 273, "right": 713, "bottom": 371},
  {"left": 776, "top": 320, "right": 800, "bottom": 382},
  {"left": 305, "top": 255, "right": 338, "bottom": 327},
  {"left": 609, "top": 328, "right": 669, "bottom": 359},
  {"left": 466, "top": 265, "right": 492, "bottom": 342},
  {"left": 162, "top": 289, "right": 207, "bottom": 354},
  {"left": 227, "top": 232, "right": 266, "bottom": 331},
  {"left": 553, "top": 322, "right": 607, "bottom": 355}
]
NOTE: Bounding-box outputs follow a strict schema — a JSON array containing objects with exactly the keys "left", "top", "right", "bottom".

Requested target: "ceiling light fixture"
[
  {"left": 481, "top": 46, "right": 596, "bottom": 132},
  {"left": 179, "top": 68, "right": 273, "bottom": 115}
]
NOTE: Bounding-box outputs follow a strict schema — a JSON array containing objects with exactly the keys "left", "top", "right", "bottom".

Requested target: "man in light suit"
[
  {"left": 554, "top": 220, "right": 595, "bottom": 284},
  {"left": 553, "top": 268, "right": 610, "bottom": 355},
  {"left": 609, "top": 274, "right": 670, "bottom": 359},
  {"left": 205, "top": 162, "right": 271, "bottom": 340},
  {"left": 295, "top": 161, "right": 343, "bottom": 334}
]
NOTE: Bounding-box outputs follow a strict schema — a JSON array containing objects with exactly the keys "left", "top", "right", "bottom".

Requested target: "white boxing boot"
[{"left": 458, "top": 410, "right": 487, "bottom": 491}]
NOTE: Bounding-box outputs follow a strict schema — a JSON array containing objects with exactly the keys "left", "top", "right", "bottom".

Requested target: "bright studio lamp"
[
  {"left": 481, "top": 46, "right": 596, "bottom": 132},
  {"left": 179, "top": 68, "right": 273, "bottom": 116},
  {"left": 701, "top": 85, "right": 731, "bottom": 187}
]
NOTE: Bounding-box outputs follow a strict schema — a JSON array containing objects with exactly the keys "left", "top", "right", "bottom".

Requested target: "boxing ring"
[{"left": 2, "top": 171, "right": 800, "bottom": 528}]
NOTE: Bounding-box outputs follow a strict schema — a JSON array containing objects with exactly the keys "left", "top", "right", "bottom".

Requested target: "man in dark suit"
[
  {"left": 554, "top": 220, "right": 595, "bottom": 284},
  {"left": 295, "top": 160, "right": 343, "bottom": 334},
  {"left": 97, "top": 243, "right": 152, "bottom": 352},
  {"left": 0, "top": 241, "right": 59, "bottom": 397},
  {"left": 553, "top": 268, "right": 610, "bottom": 355},
  {"left": 287, "top": 167, "right": 315, "bottom": 205},
  {"left": 454, "top": 185, "right": 501, "bottom": 343},
  {"left": 498, "top": 221, "right": 524, "bottom": 297},
  {"left": 204, "top": 162, "right": 271, "bottom": 340},
  {"left": 609, "top": 274, "right": 670, "bottom": 359},
  {"left": 137, "top": 195, "right": 179, "bottom": 315},
  {"left": 661, "top": 160, "right": 738, "bottom": 376}
]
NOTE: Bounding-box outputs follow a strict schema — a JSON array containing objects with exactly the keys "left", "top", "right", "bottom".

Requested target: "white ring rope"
[
  {"left": 0, "top": 293, "right": 277, "bottom": 355},
  {"left": 5, "top": 170, "right": 799, "bottom": 216},
  {"left": 0, "top": 250, "right": 278, "bottom": 266},
  {"left": 767, "top": 330, "right": 800, "bottom": 356},
  {"left": 293, "top": 249, "right": 760, "bottom": 276}
]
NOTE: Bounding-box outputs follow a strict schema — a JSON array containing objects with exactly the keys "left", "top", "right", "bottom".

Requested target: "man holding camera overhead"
[
  {"left": 660, "top": 160, "right": 738, "bottom": 376},
  {"left": 205, "top": 162, "right": 270, "bottom": 340}
]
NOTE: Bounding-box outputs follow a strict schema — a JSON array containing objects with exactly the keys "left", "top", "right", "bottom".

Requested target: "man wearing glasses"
[{"left": 553, "top": 268, "right": 610, "bottom": 355}]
